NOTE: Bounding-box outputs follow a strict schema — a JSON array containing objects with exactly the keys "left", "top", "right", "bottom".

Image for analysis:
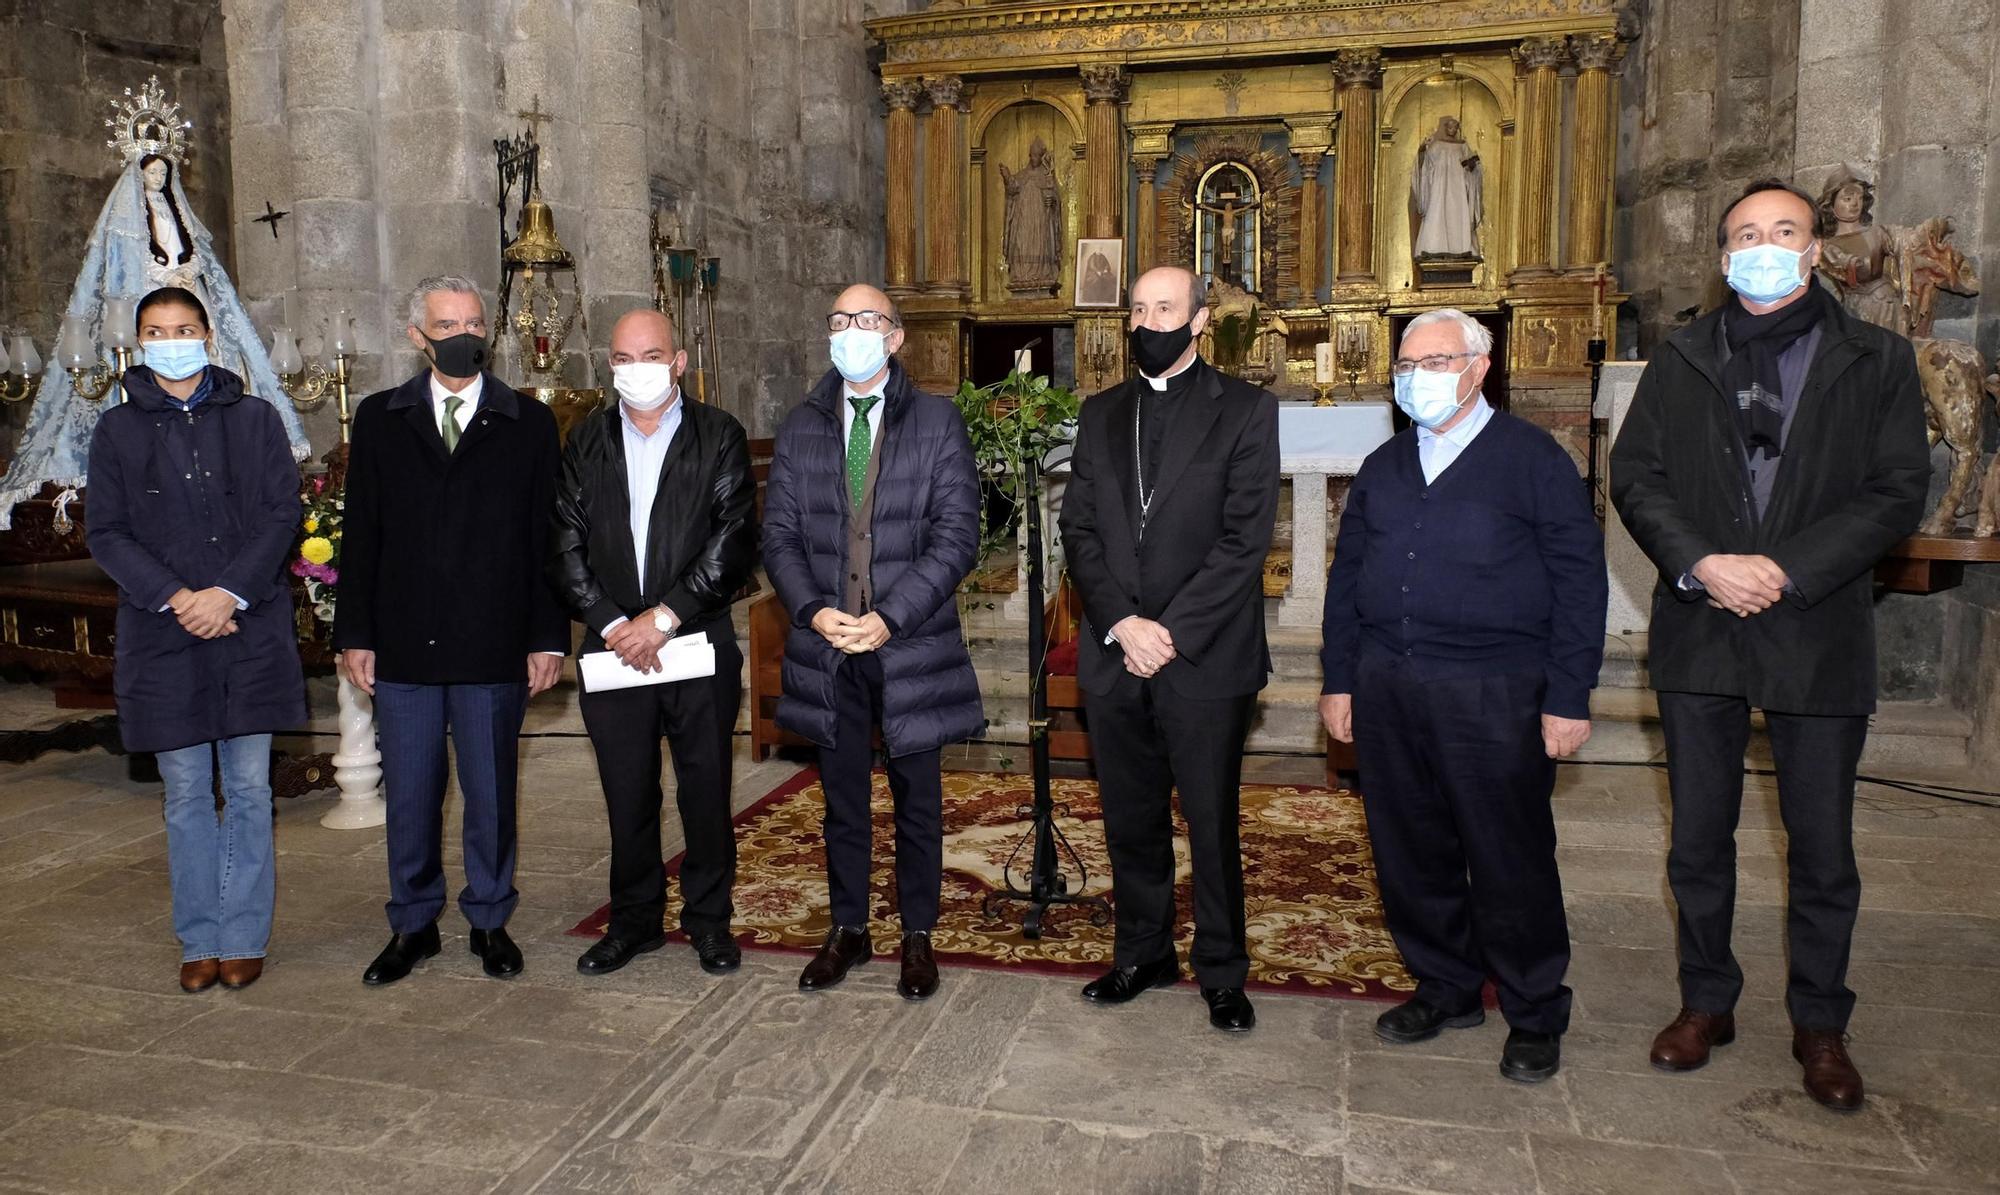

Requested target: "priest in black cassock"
[{"left": 1058, "top": 265, "right": 1280, "bottom": 1033}]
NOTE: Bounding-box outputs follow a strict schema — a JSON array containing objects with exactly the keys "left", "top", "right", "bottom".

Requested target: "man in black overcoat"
[
  {"left": 1611, "top": 180, "right": 1930, "bottom": 1110},
  {"left": 335, "top": 275, "right": 570, "bottom": 986}
]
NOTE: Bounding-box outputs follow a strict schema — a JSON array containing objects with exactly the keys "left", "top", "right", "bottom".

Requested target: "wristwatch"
[{"left": 651, "top": 607, "right": 677, "bottom": 637}]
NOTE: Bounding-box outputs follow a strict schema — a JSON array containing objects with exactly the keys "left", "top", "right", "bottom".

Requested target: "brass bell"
[{"left": 503, "top": 197, "right": 574, "bottom": 268}]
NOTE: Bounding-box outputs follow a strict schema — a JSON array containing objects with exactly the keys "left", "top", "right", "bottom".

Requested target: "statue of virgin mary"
[{"left": 0, "top": 77, "right": 309, "bottom": 528}]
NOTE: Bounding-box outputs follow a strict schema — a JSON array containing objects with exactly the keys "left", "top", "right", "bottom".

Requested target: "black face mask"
[
  {"left": 423, "top": 332, "right": 489, "bottom": 377},
  {"left": 1128, "top": 321, "right": 1194, "bottom": 378}
]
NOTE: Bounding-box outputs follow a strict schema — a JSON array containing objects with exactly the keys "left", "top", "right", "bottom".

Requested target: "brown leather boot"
[
  {"left": 1793, "top": 1028, "right": 1864, "bottom": 1111},
  {"left": 1649, "top": 1008, "right": 1735, "bottom": 1072},
  {"left": 179, "top": 959, "right": 220, "bottom": 994},
  {"left": 219, "top": 958, "right": 264, "bottom": 990}
]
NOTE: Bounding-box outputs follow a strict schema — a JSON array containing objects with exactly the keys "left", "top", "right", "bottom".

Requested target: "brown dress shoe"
[
  {"left": 219, "top": 958, "right": 264, "bottom": 990},
  {"left": 1793, "top": 1028, "right": 1864, "bottom": 1111},
  {"left": 1650, "top": 1008, "right": 1735, "bottom": 1071},
  {"left": 897, "top": 931, "right": 939, "bottom": 1001},
  {"left": 798, "top": 926, "right": 872, "bottom": 992},
  {"left": 179, "top": 959, "right": 220, "bottom": 994}
]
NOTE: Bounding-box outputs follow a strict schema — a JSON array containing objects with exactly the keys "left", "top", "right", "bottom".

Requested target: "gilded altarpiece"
[{"left": 868, "top": 0, "right": 1632, "bottom": 456}]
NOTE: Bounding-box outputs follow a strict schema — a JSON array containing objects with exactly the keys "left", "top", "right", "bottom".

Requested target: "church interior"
[{"left": 0, "top": 0, "right": 1998, "bottom": 1190}]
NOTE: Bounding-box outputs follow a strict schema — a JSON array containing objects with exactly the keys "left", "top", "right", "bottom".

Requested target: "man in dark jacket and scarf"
[
  {"left": 1611, "top": 179, "right": 1930, "bottom": 1111},
  {"left": 334, "top": 275, "right": 570, "bottom": 986},
  {"left": 550, "top": 308, "right": 757, "bottom": 978},
  {"left": 86, "top": 286, "right": 306, "bottom": 994},
  {"left": 762, "top": 283, "right": 984, "bottom": 1002}
]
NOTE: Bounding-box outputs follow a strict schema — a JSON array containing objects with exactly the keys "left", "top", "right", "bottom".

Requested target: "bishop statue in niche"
[
  {"left": 1000, "top": 137, "right": 1063, "bottom": 296},
  {"left": 1411, "top": 115, "right": 1483, "bottom": 260}
]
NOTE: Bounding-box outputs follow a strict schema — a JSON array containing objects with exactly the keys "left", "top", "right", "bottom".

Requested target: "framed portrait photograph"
[{"left": 1074, "top": 238, "right": 1125, "bottom": 308}]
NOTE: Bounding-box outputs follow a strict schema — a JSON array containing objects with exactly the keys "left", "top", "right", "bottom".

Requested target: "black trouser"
[
  {"left": 1084, "top": 679, "right": 1256, "bottom": 989},
  {"left": 1658, "top": 691, "right": 1867, "bottom": 1031},
  {"left": 819, "top": 652, "right": 943, "bottom": 932},
  {"left": 578, "top": 636, "right": 743, "bottom": 940},
  {"left": 1353, "top": 657, "right": 1572, "bottom": 1035}
]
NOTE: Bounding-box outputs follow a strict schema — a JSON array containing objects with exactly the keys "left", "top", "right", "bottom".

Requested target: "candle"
[
  {"left": 1013, "top": 347, "right": 1032, "bottom": 376},
  {"left": 1315, "top": 341, "right": 1335, "bottom": 383}
]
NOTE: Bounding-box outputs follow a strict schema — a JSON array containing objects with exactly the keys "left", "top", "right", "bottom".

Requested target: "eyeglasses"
[
  {"left": 827, "top": 310, "right": 897, "bottom": 333},
  {"left": 1389, "top": 352, "right": 1475, "bottom": 376}
]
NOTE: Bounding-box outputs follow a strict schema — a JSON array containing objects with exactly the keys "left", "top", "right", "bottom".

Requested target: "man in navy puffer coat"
[{"left": 763, "top": 283, "right": 983, "bottom": 1002}]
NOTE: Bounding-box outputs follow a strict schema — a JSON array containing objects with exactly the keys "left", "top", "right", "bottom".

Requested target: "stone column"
[
  {"left": 883, "top": 79, "right": 926, "bottom": 295},
  {"left": 1512, "top": 35, "right": 1569, "bottom": 275},
  {"left": 1333, "top": 48, "right": 1383, "bottom": 284},
  {"left": 1564, "top": 33, "right": 1625, "bottom": 273},
  {"left": 1081, "top": 65, "right": 1130, "bottom": 240},
  {"left": 923, "top": 74, "right": 970, "bottom": 297}
]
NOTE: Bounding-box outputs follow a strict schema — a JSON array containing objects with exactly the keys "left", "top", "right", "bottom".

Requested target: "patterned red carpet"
[{"left": 567, "top": 767, "right": 1415, "bottom": 1001}]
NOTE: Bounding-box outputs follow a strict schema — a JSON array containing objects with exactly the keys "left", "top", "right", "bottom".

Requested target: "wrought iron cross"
[{"left": 254, "top": 199, "right": 289, "bottom": 240}]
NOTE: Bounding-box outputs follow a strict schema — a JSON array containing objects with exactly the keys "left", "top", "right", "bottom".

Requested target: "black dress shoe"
[
  {"left": 1202, "top": 986, "right": 1257, "bottom": 1033},
  {"left": 1374, "top": 997, "right": 1485, "bottom": 1044},
  {"left": 798, "top": 926, "right": 871, "bottom": 991},
  {"left": 690, "top": 930, "right": 742, "bottom": 975},
  {"left": 898, "top": 931, "right": 940, "bottom": 1002},
  {"left": 469, "top": 927, "right": 523, "bottom": 979},
  {"left": 1080, "top": 955, "right": 1181, "bottom": 1004},
  {"left": 576, "top": 932, "right": 668, "bottom": 976},
  {"left": 362, "top": 924, "right": 441, "bottom": 986},
  {"left": 1500, "top": 1028, "right": 1562, "bottom": 1083}
]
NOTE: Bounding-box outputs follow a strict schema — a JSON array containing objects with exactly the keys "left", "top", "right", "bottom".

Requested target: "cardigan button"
[
  {"left": 1406, "top": 551, "right": 1416, "bottom": 560},
  {"left": 1414, "top": 521, "right": 1422, "bottom": 529}
]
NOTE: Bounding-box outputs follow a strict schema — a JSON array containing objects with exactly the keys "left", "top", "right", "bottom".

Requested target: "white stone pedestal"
[
  {"left": 321, "top": 672, "right": 386, "bottom": 829},
  {"left": 1598, "top": 362, "right": 1655, "bottom": 637}
]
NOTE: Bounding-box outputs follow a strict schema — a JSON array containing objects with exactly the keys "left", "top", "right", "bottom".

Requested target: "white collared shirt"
[
  {"left": 1416, "top": 394, "right": 1494, "bottom": 484},
  {"left": 840, "top": 380, "right": 888, "bottom": 449},
  {"left": 621, "top": 397, "right": 686, "bottom": 591},
  {"left": 429, "top": 372, "right": 483, "bottom": 438}
]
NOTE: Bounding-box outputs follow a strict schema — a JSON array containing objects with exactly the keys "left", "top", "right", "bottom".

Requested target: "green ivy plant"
[{"left": 952, "top": 368, "right": 1081, "bottom": 567}]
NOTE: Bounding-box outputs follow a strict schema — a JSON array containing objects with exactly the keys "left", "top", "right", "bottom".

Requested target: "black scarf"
[{"left": 1721, "top": 281, "right": 1832, "bottom": 459}]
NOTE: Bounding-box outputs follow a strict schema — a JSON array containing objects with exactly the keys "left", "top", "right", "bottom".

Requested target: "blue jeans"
[{"left": 155, "top": 734, "right": 276, "bottom": 963}]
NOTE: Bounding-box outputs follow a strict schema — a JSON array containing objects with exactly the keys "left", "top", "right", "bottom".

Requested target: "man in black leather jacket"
[{"left": 549, "top": 308, "right": 758, "bottom": 978}]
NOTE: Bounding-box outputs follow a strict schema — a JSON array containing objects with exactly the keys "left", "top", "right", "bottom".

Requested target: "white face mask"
[
  {"left": 1393, "top": 363, "right": 1471, "bottom": 430},
  {"left": 829, "top": 327, "right": 890, "bottom": 384},
  {"left": 612, "top": 361, "right": 678, "bottom": 411}
]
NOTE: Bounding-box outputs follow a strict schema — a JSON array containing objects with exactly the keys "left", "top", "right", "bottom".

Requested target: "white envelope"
[{"left": 578, "top": 632, "right": 716, "bottom": 692}]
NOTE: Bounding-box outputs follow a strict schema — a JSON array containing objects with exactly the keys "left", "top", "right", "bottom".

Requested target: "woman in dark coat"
[{"left": 85, "top": 286, "right": 306, "bottom": 994}]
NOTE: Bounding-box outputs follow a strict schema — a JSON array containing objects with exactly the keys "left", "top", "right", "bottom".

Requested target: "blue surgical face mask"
[
  {"left": 142, "top": 337, "right": 210, "bottom": 381},
  {"left": 829, "top": 327, "right": 890, "bottom": 384},
  {"left": 1393, "top": 364, "right": 1470, "bottom": 430},
  {"left": 1725, "top": 241, "right": 1813, "bottom": 305}
]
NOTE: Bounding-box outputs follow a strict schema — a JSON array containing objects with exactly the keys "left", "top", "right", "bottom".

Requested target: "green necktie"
[
  {"left": 846, "top": 394, "right": 879, "bottom": 507},
  {"left": 442, "top": 393, "right": 464, "bottom": 452}
]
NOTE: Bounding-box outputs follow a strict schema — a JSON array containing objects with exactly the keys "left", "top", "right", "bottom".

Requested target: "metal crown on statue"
[{"left": 105, "top": 76, "right": 192, "bottom": 166}]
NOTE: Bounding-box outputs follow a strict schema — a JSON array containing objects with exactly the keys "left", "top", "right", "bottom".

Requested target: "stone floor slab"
[
  {"left": 1341, "top": 1115, "right": 1534, "bottom": 1194},
  {"left": 0, "top": 1109, "right": 234, "bottom": 1194},
  {"left": 1526, "top": 1133, "right": 1734, "bottom": 1195},
  {"left": 179, "top": 1142, "right": 501, "bottom": 1194}
]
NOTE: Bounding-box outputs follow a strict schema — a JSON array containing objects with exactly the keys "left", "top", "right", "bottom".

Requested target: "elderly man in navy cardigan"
[{"left": 1321, "top": 308, "right": 1606, "bottom": 1084}]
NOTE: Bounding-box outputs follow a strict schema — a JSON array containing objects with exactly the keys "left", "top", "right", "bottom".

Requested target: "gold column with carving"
[
  {"left": 923, "top": 74, "right": 970, "bottom": 297},
  {"left": 1512, "top": 36, "right": 1568, "bottom": 276},
  {"left": 1081, "top": 65, "right": 1130, "bottom": 241},
  {"left": 1286, "top": 116, "right": 1333, "bottom": 303},
  {"left": 883, "top": 79, "right": 925, "bottom": 295},
  {"left": 1564, "top": 33, "right": 1625, "bottom": 273},
  {"left": 1333, "top": 48, "right": 1382, "bottom": 285},
  {"left": 1128, "top": 122, "right": 1174, "bottom": 271}
]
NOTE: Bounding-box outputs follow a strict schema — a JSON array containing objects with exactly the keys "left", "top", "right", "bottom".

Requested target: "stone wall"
[
  {"left": 211, "top": 0, "right": 909, "bottom": 447},
  {"left": 1613, "top": 0, "right": 1802, "bottom": 352},
  {"left": 0, "top": 0, "right": 234, "bottom": 468}
]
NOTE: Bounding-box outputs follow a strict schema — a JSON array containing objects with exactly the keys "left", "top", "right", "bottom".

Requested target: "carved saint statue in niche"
[
  {"left": 999, "top": 137, "right": 1063, "bottom": 294},
  {"left": 1814, "top": 171, "right": 1899, "bottom": 331},
  {"left": 1411, "top": 115, "right": 1483, "bottom": 259}
]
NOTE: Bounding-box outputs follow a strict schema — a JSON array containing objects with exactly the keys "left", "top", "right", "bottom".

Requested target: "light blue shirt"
[
  {"left": 1416, "top": 394, "right": 1494, "bottom": 485},
  {"left": 621, "top": 397, "right": 685, "bottom": 591}
]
